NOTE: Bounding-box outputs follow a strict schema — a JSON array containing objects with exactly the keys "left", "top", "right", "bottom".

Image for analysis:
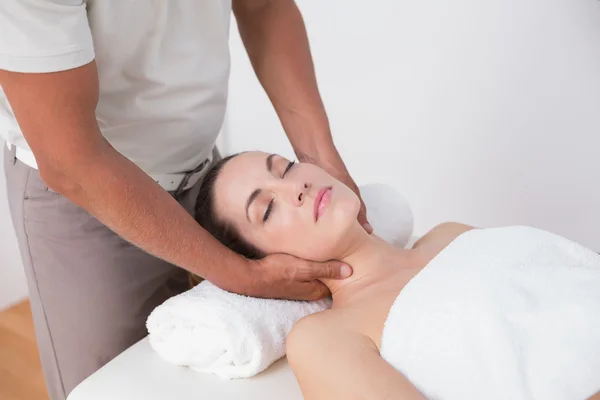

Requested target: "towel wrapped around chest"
[{"left": 381, "top": 226, "right": 600, "bottom": 400}]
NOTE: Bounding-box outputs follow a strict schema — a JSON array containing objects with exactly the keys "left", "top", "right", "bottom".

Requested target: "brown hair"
[
  {"left": 194, "top": 153, "right": 265, "bottom": 260},
  {"left": 189, "top": 153, "right": 266, "bottom": 287}
]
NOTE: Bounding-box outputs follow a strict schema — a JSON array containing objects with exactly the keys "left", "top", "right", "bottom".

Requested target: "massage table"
[{"left": 68, "top": 336, "right": 303, "bottom": 400}]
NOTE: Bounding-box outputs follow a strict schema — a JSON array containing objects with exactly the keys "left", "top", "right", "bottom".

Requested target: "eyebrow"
[
  {"left": 245, "top": 154, "right": 276, "bottom": 222},
  {"left": 245, "top": 189, "right": 261, "bottom": 222},
  {"left": 266, "top": 153, "right": 275, "bottom": 173}
]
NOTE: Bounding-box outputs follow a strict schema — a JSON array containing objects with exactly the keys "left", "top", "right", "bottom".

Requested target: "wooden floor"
[{"left": 0, "top": 300, "right": 49, "bottom": 400}]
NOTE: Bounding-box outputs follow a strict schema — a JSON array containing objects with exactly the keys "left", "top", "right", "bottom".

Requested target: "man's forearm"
[
  {"left": 234, "top": 0, "right": 336, "bottom": 162},
  {"left": 0, "top": 63, "right": 248, "bottom": 288},
  {"left": 48, "top": 142, "right": 245, "bottom": 284}
]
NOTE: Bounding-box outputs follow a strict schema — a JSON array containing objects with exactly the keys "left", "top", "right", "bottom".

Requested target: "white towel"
[
  {"left": 381, "top": 226, "right": 600, "bottom": 400},
  {"left": 147, "top": 183, "right": 414, "bottom": 379},
  {"left": 146, "top": 282, "right": 331, "bottom": 379}
]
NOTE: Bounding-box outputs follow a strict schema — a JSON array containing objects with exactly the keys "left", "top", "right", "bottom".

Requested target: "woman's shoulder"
[
  {"left": 286, "top": 309, "right": 372, "bottom": 361},
  {"left": 411, "top": 222, "right": 476, "bottom": 257},
  {"left": 412, "top": 222, "right": 477, "bottom": 265},
  {"left": 286, "top": 312, "right": 330, "bottom": 368},
  {"left": 287, "top": 310, "right": 336, "bottom": 353}
]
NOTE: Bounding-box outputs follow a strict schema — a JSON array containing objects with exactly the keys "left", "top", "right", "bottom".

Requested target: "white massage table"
[
  {"left": 67, "top": 200, "right": 416, "bottom": 400},
  {"left": 68, "top": 337, "right": 303, "bottom": 400}
]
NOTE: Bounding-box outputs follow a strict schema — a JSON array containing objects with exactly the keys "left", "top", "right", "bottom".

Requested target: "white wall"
[
  {"left": 1, "top": 1, "right": 599, "bottom": 309},
  {"left": 225, "top": 0, "right": 600, "bottom": 249},
  {"left": 0, "top": 140, "right": 28, "bottom": 310}
]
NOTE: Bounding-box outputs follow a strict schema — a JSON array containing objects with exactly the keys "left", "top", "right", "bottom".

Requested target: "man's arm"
[
  {"left": 0, "top": 63, "right": 247, "bottom": 288},
  {"left": 233, "top": 0, "right": 332, "bottom": 161},
  {"left": 0, "top": 62, "right": 350, "bottom": 300},
  {"left": 286, "top": 314, "right": 426, "bottom": 400},
  {"left": 233, "top": 0, "right": 371, "bottom": 231}
]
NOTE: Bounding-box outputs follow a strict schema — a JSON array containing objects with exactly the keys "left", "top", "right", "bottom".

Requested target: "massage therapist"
[{"left": 0, "top": 1, "right": 371, "bottom": 399}]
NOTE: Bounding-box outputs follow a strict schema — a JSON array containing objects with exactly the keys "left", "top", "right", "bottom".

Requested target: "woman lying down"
[{"left": 194, "top": 151, "right": 600, "bottom": 400}]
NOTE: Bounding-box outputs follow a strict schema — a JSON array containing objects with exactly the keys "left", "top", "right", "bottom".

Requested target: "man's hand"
[{"left": 235, "top": 254, "right": 353, "bottom": 301}]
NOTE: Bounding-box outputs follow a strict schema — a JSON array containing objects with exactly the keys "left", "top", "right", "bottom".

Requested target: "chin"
[
  {"left": 330, "top": 189, "right": 361, "bottom": 226},
  {"left": 305, "top": 196, "right": 360, "bottom": 261},
  {"left": 330, "top": 205, "right": 359, "bottom": 232}
]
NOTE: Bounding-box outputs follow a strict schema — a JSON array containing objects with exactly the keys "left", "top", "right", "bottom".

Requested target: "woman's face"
[{"left": 213, "top": 151, "right": 361, "bottom": 261}]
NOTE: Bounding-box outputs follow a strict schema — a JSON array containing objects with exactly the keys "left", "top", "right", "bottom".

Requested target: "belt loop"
[
  {"left": 173, "top": 156, "right": 212, "bottom": 197},
  {"left": 9, "top": 143, "right": 17, "bottom": 165},
  {"left": 174, "top": 171, "right": 193, "bottom": 198}
]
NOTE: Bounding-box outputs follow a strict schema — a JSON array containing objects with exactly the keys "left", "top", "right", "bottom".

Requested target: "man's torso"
[{"left": 0, "top": 0, "right": 233, "bottom": 175}]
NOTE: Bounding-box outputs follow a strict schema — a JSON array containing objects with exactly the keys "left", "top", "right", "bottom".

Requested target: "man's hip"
[{"left": 2, "top": 144, "right": 218, "bottom": 399}]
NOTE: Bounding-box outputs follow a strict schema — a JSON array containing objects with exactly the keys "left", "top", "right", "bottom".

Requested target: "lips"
[{"left": 314, "top": 187, "right": 332, "bottom": 222}]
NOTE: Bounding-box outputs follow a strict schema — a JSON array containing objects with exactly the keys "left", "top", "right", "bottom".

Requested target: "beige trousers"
[{"left": 3, "top": 144, "right": 214, "bottom": 400}]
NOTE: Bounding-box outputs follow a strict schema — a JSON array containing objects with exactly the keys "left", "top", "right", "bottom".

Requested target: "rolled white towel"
[
  {"left": 147, "top": 281, "right": 331, "bottom": 379},
  {"left": 147, "top": 183, "right": 414, "bottom": 379}
]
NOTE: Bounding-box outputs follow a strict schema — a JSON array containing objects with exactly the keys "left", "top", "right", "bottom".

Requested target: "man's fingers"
[
  {"left": 255, "top": 254, "right": 353, "bottom": 300},
  {"left": 357, "top": 203, "right": 373, "bottom": 234},
  {"left": 293, "top": 281, "right": 331, "bottom": 301},
  {"left": 337, "top": 174, "right": 372, "bottom": 234}
]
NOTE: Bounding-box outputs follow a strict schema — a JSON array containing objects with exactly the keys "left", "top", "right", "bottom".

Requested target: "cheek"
[
  {"left": 242, "top": 192, "right": 359, "bottom": 261},
  {"left": 252, "top": 210, "right": 309, "bottom": 255}
]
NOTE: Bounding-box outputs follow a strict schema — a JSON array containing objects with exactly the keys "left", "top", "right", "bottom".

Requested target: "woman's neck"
[{"left": 321, "top": 227, "right": 418, "bottom": 306}]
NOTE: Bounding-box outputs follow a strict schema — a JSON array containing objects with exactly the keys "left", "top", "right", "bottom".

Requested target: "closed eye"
[
  {"left": 264, "top": 160, "right": 294, "bottom": 223},
  {"left": 282, "top": 160, "right": 295, "bottom": 178},
  {"left": 263, "top": 199, "right": 274, "bottom": 222}
]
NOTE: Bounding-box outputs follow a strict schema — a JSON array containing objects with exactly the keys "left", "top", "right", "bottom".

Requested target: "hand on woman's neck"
[{"left": 321, "top": 224, "right": 417, "bottom": 306}]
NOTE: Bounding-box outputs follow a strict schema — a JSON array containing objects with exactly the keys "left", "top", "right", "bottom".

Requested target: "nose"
[{"left": 285, "top": 181, "right": 311, "bottom": 206}]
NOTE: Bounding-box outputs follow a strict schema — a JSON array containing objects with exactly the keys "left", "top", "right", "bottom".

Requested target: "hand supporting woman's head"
[{"left": 195, "top": 151, "right": 364, "bottom": 262}]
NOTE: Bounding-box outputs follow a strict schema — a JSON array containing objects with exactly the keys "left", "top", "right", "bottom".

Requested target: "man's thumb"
[{"left": 316, "top": 261, "right": 353, "bottom": 280}]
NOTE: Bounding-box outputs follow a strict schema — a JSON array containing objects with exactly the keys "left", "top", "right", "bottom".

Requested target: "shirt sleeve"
[{"left": 0, "top": 0, "right": 95, "bottom": 73}]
